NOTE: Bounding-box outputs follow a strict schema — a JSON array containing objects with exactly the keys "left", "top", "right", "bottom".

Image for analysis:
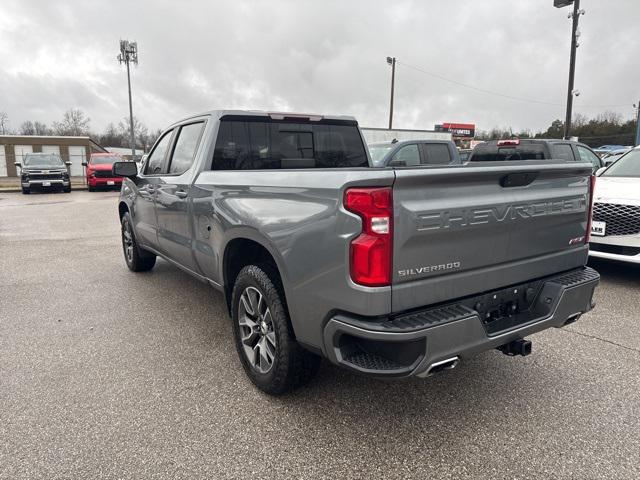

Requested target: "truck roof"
[{"left": 172, "top": 110, "right": 358, "bottom": 127}]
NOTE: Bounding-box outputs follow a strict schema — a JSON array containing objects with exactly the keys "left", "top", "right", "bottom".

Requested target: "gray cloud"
[{"left": 0, "top": 0, "right": 637, "bottom": 135}]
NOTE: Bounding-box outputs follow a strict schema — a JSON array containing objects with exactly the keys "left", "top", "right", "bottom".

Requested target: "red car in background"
[{"left": 83, "top": 153, "right": 124, "bottom": 191}]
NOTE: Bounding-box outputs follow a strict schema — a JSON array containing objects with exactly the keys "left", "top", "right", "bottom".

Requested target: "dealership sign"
[{"left": 435, "top": 123, "right": 475, "bottom": 138}]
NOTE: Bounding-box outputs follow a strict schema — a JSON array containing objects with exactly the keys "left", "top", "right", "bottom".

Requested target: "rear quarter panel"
[{"left": 191, "top": 169, "right": 396, "bottom": 350}]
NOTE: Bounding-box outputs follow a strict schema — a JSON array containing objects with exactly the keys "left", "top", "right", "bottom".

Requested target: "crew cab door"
[
  {"left": 155, "top": 121, "right": 206, "bottom": 271},
  {"left": 134, "top": 129, "right": 174, "bottom": 249}
]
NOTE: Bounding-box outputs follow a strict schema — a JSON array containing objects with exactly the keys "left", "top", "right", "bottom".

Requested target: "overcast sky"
[{"left": 0, "top": 0, "right": 638, "bottom": 135}]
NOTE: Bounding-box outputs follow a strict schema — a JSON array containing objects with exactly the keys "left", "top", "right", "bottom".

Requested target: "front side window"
[
  {"left": 422, "top": 144, "right": 451, "bottom": 164},
  {"left": 145, "top": 130, "right": 173, "bottom": 175},
  {"left": 577, "top": 146, "right": 601, "bottom": 170},
  {"left": 368, "top": 145, "right": 394, "bottom": 166},
  {"left": 212, "top": 119, "right": 368, "bottom": 170},
  {"left": 169, "top": 122, "right": 205, "bottom": 174},
  {"left": 391, "top": 144, "right": 420, "bottom": 166}
]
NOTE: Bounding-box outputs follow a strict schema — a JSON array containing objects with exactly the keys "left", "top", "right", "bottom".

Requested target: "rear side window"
[
  {"left": 145, "top": 130, "right": 173, "bottom": 175},
  {"left": 422, "top": 143, "right": 451, "bottom": 164},
  {"left": 470, "top": 144, "right": 546, "bottom": 161},
  {"left": 212, "top": 119, "right": 368, "bottom": 170},
  {"left": 168, "top": 122, "right": 205, "bottom": 174},
  {"left": 551, "top": 144, "right": 575, "bottom": 162},
  {"left": 391, "top": 144, "right": 420, "bottom": 166}
]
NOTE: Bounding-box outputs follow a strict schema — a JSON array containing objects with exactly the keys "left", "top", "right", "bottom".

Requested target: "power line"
[{"left": 396, "top": 60, "right": 628, "bottom": 109}]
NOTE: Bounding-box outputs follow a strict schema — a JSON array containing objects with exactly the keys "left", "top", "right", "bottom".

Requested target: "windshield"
[
  {"left": 368, "top": 145, "right": 394, "bottom": 166},
  {"left": 91, "top": 156, "right": 120, "bottom": 165},
  {"left": 601, "top": 149, "right": 640, "bottom": 177},
  {"left": 23, "top": 154, "right": 64, "bottom": 168}
]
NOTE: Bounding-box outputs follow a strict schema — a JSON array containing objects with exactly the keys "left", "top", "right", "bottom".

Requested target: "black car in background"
[
  {"left": 15, "top": 153, "right": 72, "bottom": 194},
  {"left": 469, "top": 139, "right": 603, "bottom": 172}
]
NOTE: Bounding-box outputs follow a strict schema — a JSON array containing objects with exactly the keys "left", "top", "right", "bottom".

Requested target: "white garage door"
[
  {"left": 0, "top": 145, "right": 6, "bottom": 176},
  {"left": 41, "top": 145, "right": 61, "bottom": 155},
  {"left": 68, "top": 146, "right": 86, "bottom": 176},
  {"left": 14, "top": 145, "right": 33, "bottom": 166}
]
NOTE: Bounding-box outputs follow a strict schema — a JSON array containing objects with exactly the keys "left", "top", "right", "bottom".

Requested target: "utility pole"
[
  {"left": 118, "top": 40, "right": 139, "bottom": 159},
  {"left": 386, "top": 56, "right": 396, "bottom": 129},
  {"left": 635, "top": 101, "right": 640, "bottom": 146},
  {"left": 557, "top": 0, "right": 585, "bottom": 139}
]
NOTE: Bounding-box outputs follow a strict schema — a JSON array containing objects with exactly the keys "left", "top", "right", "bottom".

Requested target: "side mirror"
[
  {"left": 595, "top": 167, "right": 607, "bottom": 177},
  {"left": 113, "top": 161, "right": 138, "bottom": 178},
  {"left": 81, "top": 161, "right": 87, "bottom": 167},
  {"left": 65, "top": 161, "right": 72, "bottom": 167},
  {"left": 14, "top": 162, "right": 21, "bottom": 168}
]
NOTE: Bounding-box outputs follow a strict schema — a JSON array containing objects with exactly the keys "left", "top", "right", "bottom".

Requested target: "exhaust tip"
[{"left": 425, "top": 356, "right": 459, "bottom": 376}]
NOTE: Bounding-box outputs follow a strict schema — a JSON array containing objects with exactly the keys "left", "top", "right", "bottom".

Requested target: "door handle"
[{"left": 175, "top": 190, "right": 188, "bottom": 199}]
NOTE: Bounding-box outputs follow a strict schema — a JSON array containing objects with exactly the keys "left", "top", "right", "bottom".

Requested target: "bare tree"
[
  {"left": 53, "top": 108, "right": 91, "bottom": 136},
  {"left": 97, "top": 122, "right": 124, "bottom": 147},
  {"left": 20, "top": 121, "right": 52, "bottom": 135},
  {"left": 118, "top": 116, "right": 148, "bottom": 149},
  {"left": 0, "top": 112, "right": 8, "bottom": 134}
]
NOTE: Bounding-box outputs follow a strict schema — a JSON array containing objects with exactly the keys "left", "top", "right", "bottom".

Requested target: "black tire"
[
  {"left": 63, "top": 186, "right": 71, "bottom": 193},
  {"left": 231, "top": 265, "right": 320, "bottom": 395},
  {"left": 88, "top": 185, "right": 95, "bottom": 192},
  {"left": 121, "top": 212, "right": 156, "bottom": 272},
  {"left": 21, "top": 188, "right": 30, "bottom": 194}
]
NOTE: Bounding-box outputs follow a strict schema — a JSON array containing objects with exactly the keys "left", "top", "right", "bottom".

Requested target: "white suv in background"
[{"left": 589, "top": 147, "right": 640, "bottom": 264}]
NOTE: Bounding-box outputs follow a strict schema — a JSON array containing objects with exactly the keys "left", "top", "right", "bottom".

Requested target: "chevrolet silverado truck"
[
  {"left": 15, "top": 152, "right": 72, "bottom": 194},
  {"left": 113, "top": 110, "right": 600, "bottom": 395}
]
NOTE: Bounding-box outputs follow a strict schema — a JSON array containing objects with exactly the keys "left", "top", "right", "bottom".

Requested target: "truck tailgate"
[{"left": 392, "top": 162, "right": 593, "bottom": 312}]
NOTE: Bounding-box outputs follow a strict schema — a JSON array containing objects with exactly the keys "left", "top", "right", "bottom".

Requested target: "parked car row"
[{"left": 13, "top": 152, "right": 133, "bottom": 194}]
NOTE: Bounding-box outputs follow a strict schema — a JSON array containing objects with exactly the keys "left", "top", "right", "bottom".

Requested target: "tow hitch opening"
[{"left": 498, "top": 338, "right": 532, "bottom": 357}]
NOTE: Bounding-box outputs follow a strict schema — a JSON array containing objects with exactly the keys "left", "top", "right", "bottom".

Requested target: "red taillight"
[
  {"left": 585, "top": 175, "right": 596, "bottom": 243},
  {"left": 497, "top": 139, "right": 520, "bottom": 146},
  {"left": 344, "top": 187, "right": 392, "bottom": 287}
]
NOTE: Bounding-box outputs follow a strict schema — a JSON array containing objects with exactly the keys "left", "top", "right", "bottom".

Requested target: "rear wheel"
[
  {"left": 231, "top": 265, "right": 320, "bottom": 395},
  {"left": 121, "top": 212, "right": 156, "bottom": 272},
  {"left": 21, "top": 188, "right": 30, "bottom": 194}
]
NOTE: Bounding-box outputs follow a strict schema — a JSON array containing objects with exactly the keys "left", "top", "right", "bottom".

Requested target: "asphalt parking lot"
[{"left": 1, "top": 190, "right": 639, "bottom": 479}]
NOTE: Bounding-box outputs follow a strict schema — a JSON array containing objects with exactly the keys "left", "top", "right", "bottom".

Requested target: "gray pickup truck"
[{"left": 114, "top": 110, "right": 599, "bottom": 395}]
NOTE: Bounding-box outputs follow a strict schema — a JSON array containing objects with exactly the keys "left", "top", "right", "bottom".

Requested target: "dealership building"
[{"left": 0, "top": 135, "right": 107, "bottom": 177}]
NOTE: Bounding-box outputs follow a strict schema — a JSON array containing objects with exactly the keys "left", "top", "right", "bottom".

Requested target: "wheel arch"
[
  {"left": 118, "top": 201, "right": 129, "bottom": 220},
  {"left": 222, "top": 237, "right": 290, "bottom": 321}
]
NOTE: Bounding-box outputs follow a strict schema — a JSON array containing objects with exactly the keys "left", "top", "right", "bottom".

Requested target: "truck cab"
[{"left": 368, "top": 139, "right": 461, "bottom": 167}]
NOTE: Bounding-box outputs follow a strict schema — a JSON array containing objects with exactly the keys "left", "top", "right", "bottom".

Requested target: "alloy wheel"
[
  {"left": 238, "top": 286, "right": 277, "bottom": 373},
  {"left": 122, "top": 219, "right": 134, "bottom": 262}
]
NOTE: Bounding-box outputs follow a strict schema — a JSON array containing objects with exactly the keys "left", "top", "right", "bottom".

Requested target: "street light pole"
[
  {"left": 562, "top": 0, "right": 583, "bottom": 139},
  {"left": 118, "top": 40, "right": 139, "bottom": 159},
  {"left": 635, "top": 100, "right": 640, "bottom": 146},
  {"left": 387, "top": 56, "right": 396, "bottom": 129}
]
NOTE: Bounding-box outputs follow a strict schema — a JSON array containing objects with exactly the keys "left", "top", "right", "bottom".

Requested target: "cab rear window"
[
  {"left": 470, "top": 145, "right": 546, "bottom": 162},
  {"left": 212, "top": 119, "right": 369, "bottom": 170}
]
